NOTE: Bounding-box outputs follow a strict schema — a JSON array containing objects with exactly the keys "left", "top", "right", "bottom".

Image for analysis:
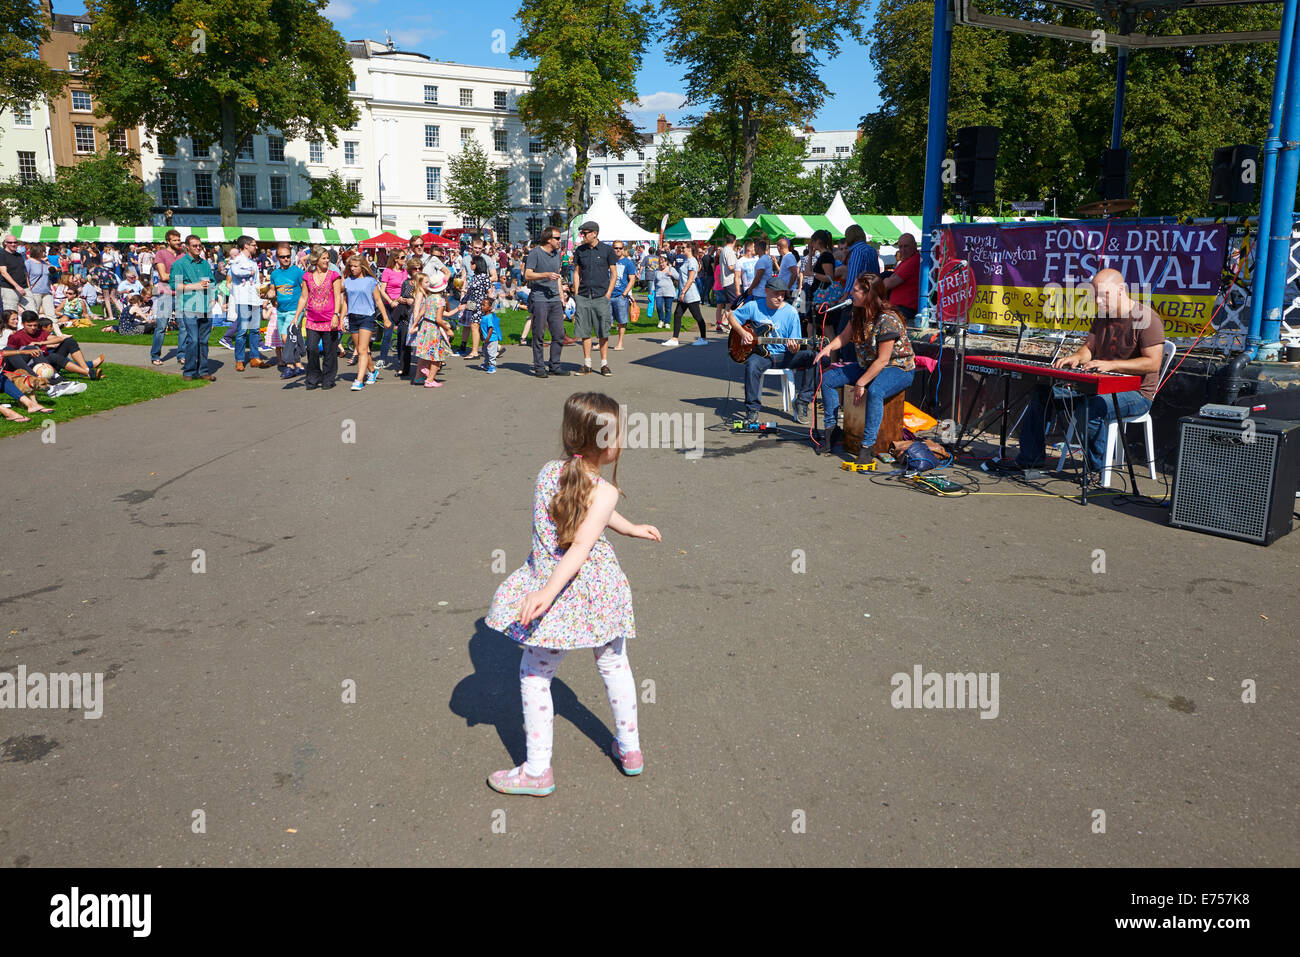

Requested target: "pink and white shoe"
[
  {"left": 611, "top": 739, "right": 643, "bottom": 776},
  {"left": 487, "top": 765, "right": 555, "bottom": 796}
]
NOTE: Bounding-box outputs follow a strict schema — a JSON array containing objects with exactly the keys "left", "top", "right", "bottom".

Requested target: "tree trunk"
[
  {"left": 737, "top": 99, "right": 757, "bottom": 215},
  {"left": 724, "top": 90, "right": 740, "bottom": 216},
  {"left": 219, "top": 99, "right": 238, "bottom": 227},
  {"left": 569, "top": 128, "right": 591, "bottom": 227}
]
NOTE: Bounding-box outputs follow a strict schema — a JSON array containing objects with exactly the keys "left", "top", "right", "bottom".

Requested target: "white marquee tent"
[{"left": 567, "top": 185, "right": 658, "bottom": 243}]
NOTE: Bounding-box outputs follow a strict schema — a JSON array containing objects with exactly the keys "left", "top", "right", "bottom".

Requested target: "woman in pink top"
[
  {"left": 378, "top": 250, "right": 408, "bottom": 369},
  {"left": 291, "top": 248, "right": 344, "bottom": 389}
]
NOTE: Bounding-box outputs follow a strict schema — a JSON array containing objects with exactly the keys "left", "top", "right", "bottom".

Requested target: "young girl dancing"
[{"left": 484, "top": 391, "right": 662, "bottom": 796}]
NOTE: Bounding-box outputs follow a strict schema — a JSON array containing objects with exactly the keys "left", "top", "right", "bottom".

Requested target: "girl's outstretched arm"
[
  {"left": 608, "top": 509, "right": 662, "bottom": 540},
  {"left": 518, "top": 482, "right": 619, "bottom": 626}
]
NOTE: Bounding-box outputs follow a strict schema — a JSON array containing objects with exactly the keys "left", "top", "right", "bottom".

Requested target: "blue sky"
[{"left": 59, "top": 1, "right": 880, "bottom": 132}]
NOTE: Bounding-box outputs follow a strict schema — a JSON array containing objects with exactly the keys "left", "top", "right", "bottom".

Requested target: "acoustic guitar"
[{"left": 728, "top": 320, "right": 828, "bottom": 363}]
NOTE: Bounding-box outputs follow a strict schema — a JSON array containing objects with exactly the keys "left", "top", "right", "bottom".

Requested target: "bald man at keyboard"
[{"left": 1008, "top": 269, "right": 1166, "bottom": 484}]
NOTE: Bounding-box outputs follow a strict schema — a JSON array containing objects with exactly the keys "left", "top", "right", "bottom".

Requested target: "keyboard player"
[{"left": 1005, "top": 269, "right": 1166, "bottom": 481}]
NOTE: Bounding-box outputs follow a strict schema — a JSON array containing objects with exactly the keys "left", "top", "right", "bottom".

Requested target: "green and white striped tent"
[
  {"left": 10, "top": 224, "right": 375, "bottom": 245},
  {"left": 673, "top": 212, "right": 1064, "bottom": 246}
]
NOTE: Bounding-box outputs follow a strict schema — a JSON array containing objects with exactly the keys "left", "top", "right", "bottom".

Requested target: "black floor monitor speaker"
[
  {"left": 1170, "top": 416, "right": 1300, "bottom": 545},
  {"left": 1100, "top": 148, "right": 1130, "bottom": 201},
  {"left": 954, "top": 126, "right": 999, "bottom": 204}
]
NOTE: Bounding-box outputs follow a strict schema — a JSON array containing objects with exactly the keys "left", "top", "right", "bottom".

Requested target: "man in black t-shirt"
[
  {"left": 571, "top": 220, "right": 618, "bottom": 376},
  {"left": 0, "top": 234, "right": 30, "bottom": 314}
]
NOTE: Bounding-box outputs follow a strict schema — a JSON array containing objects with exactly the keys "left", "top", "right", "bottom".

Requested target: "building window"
[
  {"left": 239, "top": 174, "right": 257, "bottom": 208},
  {"left": 835, "top": 146, "right": 850, "bottom": 154},
  {"left": 427, "top": 220, "right": 444, "bottom": 231},
  {"left": 238, "top": 135, "right": 254, "bottom": 160},
  {"left": 67, "top": 53, "right": 82, "bottom": 71},
  {"left": 17, "top": 151, "right": 38, "bottom": 184},
  {"left": 593, "top": 174, "right": 601, "bottom": 187},
  {"left": 494, "top": 216, "right": 510, "bottom": 242},
  {"left": 267, "top": 134, "right": 285, "bottom": 162},
  {"left": 158, "top": 137, "right": 176, "bottom": 156},
  {"left": 424, "top": 124, "right": 440, "bottom": 148},
  {"left": 348, "top": 77, "right": 356, "bottom": 92},
  {"left": 637, "top": 172, "right": 643, "bottom": 187},
  {"left": 71, "top": 90, "right": 93, "bottom": 112},
  {"left": 160, "top": 171, "right": 179, "bottom": 207},
  {"left": 73, "top": 21, "right": 90, "bottom": 33},
  {"left": 493, "top": 129, "right": 507, "bottom": 152},
  {"left": 461, "top": 215, "right": 478, "bottom": 230},
  {"left": 494, "top": 90, "right": 507, "bottom": 110},
  {"left": 529, "top": 170, "right": 542, "bottom": 205},
  {"left": 73, "top": 124, "right": 95, "bottom": 154},
  {"left": 529, "top": 138, "right": 543, "bottom": 155},
  {"left": 494, "top": 167, "right": 508, "bottom": 201},
  {"left": 424, "top": 85, "right": 439, "bottom": 104},
  {"left": 270, "top": 175, "right": 286, "bottom": 209},
  {"left": 309, "top": 141, "right": 323, "bottom": 163},
  {"left": 14, "top": 102, "right": 32, "bottom": 128},
  {"left": 811, "top": 146, "right": 826, "bottom": 155},
  {"left": 110, "top": 129, "right": 128, "bottom": 152},
  {"left": 426, "top": 167, "right": 441, "bottom": 202},
  {"left": 460, "top": 128, "right": 473, "bottom": 146},
  {"left": 527, "top": 215, "right": 542, "bottom": 239},
  {"left": 459, "top": 88, "right": 473, "bottom": 107},
  {"left": 195, "top": 173, "right": 214, "bottom": 207},
  {"left": 344, "top": 141, "right": 358, "bottom": 165},
  {"left": 617, "top": 173, "right": 624, "bottom": 185},
  {"left": 637, "top": 150, "right": 644, "bottom": 160},
  {"left": 346, "top": 179, "right": 361, "bottom": 199}
]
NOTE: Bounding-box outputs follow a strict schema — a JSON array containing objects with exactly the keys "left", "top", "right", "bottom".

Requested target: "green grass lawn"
[
  {"left": 0, "top": 363, "right": 207, "bottom": 438},
  {"left": 67, "top": 305, "right": 688, "bottom": 349}
]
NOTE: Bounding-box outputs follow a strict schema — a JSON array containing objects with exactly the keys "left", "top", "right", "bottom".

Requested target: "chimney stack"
[{"left": 656, "top": 113, "right": 669, "bottom": 134}]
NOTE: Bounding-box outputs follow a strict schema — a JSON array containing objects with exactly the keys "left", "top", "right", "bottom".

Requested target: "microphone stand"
[{"left": 998, "top": 317, "right": 1028, "bottom": 458}]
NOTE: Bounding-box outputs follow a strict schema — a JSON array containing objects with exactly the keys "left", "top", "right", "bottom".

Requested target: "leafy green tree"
[
  {"left": 662, "top": 0, "right": 866, "bottom": 215},
  {"left": 0, "top": 173, "right": 62, "bottom": 225},
  {"left": 860, "top": 0, "right": 1280, "bottom": 217},
  {"left": 0, "top": 0, "right": 66, "bottom": 115},
  {"left": 0, "top": 150, "right": 152, "bottom": 226},
  {"left": 57, "top": 150, "right": 155, "bottom": 225},
  {"left": 78, "top": 0, "right": 357, "bottom": 226},
  {"left": 288, "top": 171, "right": 359, "bottom": 227},
  {"left": 513, "top": 0, "right": 655, "bottom": 224},
  {"left": 630, "top": 124, "right": 813, "bottom": 224},
  {"left": 445, "top": 139, "right": 512, "bottom": 230}
]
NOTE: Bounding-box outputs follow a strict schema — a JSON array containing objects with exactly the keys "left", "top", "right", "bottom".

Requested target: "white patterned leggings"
[{"left": 520, "top": 638, "right": 639, "bottom": 776}]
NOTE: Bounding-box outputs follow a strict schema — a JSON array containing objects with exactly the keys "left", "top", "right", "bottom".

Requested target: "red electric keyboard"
[{"left": 965, "top": 355, "right": 1142, "bottom": 395}]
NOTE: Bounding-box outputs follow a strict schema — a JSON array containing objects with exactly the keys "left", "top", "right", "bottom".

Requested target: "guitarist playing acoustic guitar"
[{"left": 729, "top": 278, "right": 819, "bottom": 426}]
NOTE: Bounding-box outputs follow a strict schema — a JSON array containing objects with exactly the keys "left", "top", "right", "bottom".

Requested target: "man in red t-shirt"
[
  {"left": 883, "top": 233, "right": 919, "bottom": 324},
  {"left": 3, "top": 312, "right": 103, "bottom": 378}
]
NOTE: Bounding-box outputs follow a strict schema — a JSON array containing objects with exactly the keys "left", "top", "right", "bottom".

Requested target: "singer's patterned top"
[{"left": 852, "top": 310, "right": 915, "bottom": 372}]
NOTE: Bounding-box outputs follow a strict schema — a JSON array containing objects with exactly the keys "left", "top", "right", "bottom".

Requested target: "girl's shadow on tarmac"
[{"left": 450, "top": 619, "right": 614, "bottom": 766}]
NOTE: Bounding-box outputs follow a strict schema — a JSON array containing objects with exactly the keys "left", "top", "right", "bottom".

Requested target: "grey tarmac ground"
[{"left": 1, "top": 335, "right": 1297, "bottom": 867}]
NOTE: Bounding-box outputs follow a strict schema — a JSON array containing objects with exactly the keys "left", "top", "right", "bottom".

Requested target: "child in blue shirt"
[{"left": 479, "top": 308, "right": 502, "bottom": 374}]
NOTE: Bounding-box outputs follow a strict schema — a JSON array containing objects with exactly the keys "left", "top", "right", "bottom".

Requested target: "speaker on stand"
[{"left": 954, "top": 126, "right": 999, "bottom": 211}]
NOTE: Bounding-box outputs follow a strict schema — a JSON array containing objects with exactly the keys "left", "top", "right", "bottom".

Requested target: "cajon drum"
[{"left": 841, "top": 387, "right": 907, "bottom": 457}]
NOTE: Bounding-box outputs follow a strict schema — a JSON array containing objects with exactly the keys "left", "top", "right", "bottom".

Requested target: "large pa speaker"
[
  {"left": 954, "top": 126, "right": 998, "bottom": 204},
  {"left": 1170, "top": 416, "right": 1300, "bottom": 545},
  {"left": 1210, "top": 145, "right": 1260, "bottom": 205},
  {"left": 1100, "top": 148, "right": 1130, "bottom": 201}
]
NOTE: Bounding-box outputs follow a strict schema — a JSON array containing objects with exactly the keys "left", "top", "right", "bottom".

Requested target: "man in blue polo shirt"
[{"left": 730, "top": 277, "right": 816, "bottom": 424}]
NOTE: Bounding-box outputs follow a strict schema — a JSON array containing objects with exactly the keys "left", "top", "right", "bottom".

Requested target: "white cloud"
[
  {"left": 324, "top": 1, "right": 356, "bottom": 21},
  {"left": 631, "top": 92, "right": 687, "bottom": 114},
  {"left": 390, "top": 27, "right": 447, "bottom": 48}
]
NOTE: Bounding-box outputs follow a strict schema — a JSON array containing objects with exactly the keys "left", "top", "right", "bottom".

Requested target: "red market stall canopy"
[{"left": 358, "top": 231, "right": 410, "bottom": 250}]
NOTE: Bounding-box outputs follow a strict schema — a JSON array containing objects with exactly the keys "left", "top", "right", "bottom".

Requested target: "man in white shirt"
[
  {"left": 716, "top": 233, "right": 739, "bottom": 332},
  {"left": 407, "top": 236, "right": 450, "bottom": 285},
  {"left": 776, "top": 237, "right": 800, "bottom": 291},
  {"left": 226, "top": 235, "right": 269, "bottom": 371}
]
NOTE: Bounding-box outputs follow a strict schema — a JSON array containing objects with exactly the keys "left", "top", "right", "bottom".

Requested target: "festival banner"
[{"left": 945, "top": 222, "right": 1229, "bottom": 337}]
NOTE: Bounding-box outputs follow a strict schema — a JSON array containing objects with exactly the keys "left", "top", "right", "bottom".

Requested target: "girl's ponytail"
[{"left": 550, "top": 392, "right": 622, "bottom": 550}]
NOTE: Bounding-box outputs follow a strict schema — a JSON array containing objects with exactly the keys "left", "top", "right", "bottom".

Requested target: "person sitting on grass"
[
  {"left": 109, "top": 293, "right": 152, "bottom": 335},
  {"left": 4, "top": 311, "right": 104, "bottom": 380},
  {"left": 58, "top": 278, "right": 91, "bottom": 327}
]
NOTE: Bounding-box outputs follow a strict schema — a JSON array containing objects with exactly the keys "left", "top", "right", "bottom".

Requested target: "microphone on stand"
[{"left": 818, "top": 298, "right": 854, "bottom": 314}]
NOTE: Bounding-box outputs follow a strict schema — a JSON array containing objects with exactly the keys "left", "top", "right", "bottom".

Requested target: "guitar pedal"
[
  {"left": 840, "top": 460, "right": 877, "bottom": 472},
  {"left": 732, "top": 421, "right": 778, "bottom": 432}
]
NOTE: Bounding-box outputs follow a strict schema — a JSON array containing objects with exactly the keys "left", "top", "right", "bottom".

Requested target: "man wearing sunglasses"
[{"left": 524, "top": 227, "right": 569, "bottom": 377}]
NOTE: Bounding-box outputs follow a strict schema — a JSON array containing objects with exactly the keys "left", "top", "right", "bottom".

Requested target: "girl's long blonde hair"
[{"left": 550, "top": 392, "right": 622, "bottom": 551}]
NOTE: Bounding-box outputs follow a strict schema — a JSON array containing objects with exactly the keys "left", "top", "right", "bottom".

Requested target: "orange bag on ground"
[{"left": 903, "top": 401, "right": 937, "bottom": 432}]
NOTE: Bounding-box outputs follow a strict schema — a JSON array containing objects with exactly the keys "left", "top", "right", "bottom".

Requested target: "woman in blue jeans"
[{"left": 812, "top": 274, "right": 915, "bottom": 460}]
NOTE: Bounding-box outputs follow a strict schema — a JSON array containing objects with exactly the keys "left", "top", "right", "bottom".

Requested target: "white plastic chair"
[
  {"left": 761, "top": 368, "right": 796, "bottom": 413},
  {"left": 1055, "top": 340, "right": 1176, "bottom": 484}
]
